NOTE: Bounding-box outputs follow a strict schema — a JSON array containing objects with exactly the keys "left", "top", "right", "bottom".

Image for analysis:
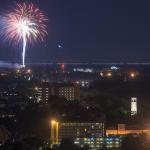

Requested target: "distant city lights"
[
  {"left": 60, "top": 64, "right": 65, "bottom": 70},
  {"left": 110, "top": 66, "right": 119, "bottom": 70},
  {"left": 26, "top": 69, "right": 32, "bottom": 74},
  {"left": 73, "top": 68, "right": 93, "bottom": 73}
]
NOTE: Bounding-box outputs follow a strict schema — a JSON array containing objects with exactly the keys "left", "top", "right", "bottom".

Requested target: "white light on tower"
[{"left": 131, "top": 97, "right": 137, "bottom": 116}]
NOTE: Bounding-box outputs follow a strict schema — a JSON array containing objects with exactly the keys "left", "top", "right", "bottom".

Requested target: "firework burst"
[{"left": 1, "top": 3, "right": 48, "bottom": 67}]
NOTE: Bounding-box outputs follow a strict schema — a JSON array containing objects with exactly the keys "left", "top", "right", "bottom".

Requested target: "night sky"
[{"left": 1, "top": 0, "right": 150, "bottom": 63}]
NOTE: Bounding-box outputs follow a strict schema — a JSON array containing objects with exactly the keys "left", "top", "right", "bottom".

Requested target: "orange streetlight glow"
[
  {"left": 130, "top": 73, "right": 135, "bottom": 78},
  {"left": 107, "top": 72, "right": 112, "bottom": 77},
  {"left": 51, "top": 120, "right": 56, "bottom": 125}
]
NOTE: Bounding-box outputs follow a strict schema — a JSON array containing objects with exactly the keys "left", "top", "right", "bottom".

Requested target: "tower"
[
  {"left": 131, "top": 97, "right": 137, "bottom": 116},
  {"left": 51, "top": 120, "right": 59, "bottom": 145}
]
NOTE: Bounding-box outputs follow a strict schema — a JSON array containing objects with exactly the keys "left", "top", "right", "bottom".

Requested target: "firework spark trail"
[
  {"left": 0, "top": 3, "right": 48, "bottom": 67},
  {"left": 22, "top": 30, "right": 27, "bottom": 67}
]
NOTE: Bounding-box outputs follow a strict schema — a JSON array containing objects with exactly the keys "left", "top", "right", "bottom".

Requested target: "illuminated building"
[
  {"left": 0, "top": 91, "right": 19, "bottom": 100},
  {"left": 73, "top": 68, "right": 93, "bottom": 73},
  {"left": 34, "top": 85, "right": 49, "bottom": 102},
  {"left": 15, "top": 68, "right": 32, "bottom": 74},
  {"left": 53, "top": 83, "right": 80, "bottom": 101},
  {"left": 75, "top": 81, "right": 90, "bottom": 87},
  {"left": 131, "top": 97, "right": 137, "bottom": 116},
  {"left": 99, "top": 70, "right": 113, "bottom": 78},
  {"left": 106, "top": 129, "right": 150, "bottom": 136},
  {"left": 50, "top": 121, "right": 105, "bottom": 149},
  {"left": 106, "top": 123, "right": 150, "bottom": 136},
  {"left": 74, "top": 137, "right": 120, "bottom": 149},
  {"left": 51, "top": 120, "right": 59, "bottom": 145},
  {"left": 58, "top": 87, "right": 75, "bottom": 101},
  {"left": 32, "top": 83, "right": 80, "bottom": 102}
]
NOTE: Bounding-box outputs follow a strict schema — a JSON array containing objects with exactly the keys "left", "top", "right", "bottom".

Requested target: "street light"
[
  {"left": 107, "top": 72, "right": 112, "bottom": 77},
  {"left": 51, "top": 120, "right": 56, "bottom": 125},
  {"left": 130, "top": 73, "right": 135, "bottom": 78}
]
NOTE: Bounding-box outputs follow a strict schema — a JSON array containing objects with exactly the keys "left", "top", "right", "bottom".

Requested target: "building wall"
[
  {"left": 49, "top": 83, "right": 80, "bottom": 101},
  {"left": 50, "top": 121, "right": 123, "bottom": 149},
  {"left": 34, "top": 84, "right": 49, "bottom": 102},
  {"left": 106, "top": 129, "right": 150, "bottom": 136},
  {"left": 50, "top": 121, "right": 105, "bottom": 145},
  {"left": 74, "top": 137, "right": 120, "bottom": 149},
  {"left": 33, "top": 83, "right": 80, "bottom": 102}
]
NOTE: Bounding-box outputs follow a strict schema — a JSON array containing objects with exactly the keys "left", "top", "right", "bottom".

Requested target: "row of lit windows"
[
  {"left": 75, "top": 138, "right": 120, "bottom": 142},
  {"left": 61, "top": 123, "right": 103, "bottom": 126},
  {"left": 74, "top": 138, "right": 120, "bottom": 148}
]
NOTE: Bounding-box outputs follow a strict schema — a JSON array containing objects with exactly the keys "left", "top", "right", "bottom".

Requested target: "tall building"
[
  {"left": 50, "top": 121, "right": 105, "bottom": 149},
  {"left": 131, "top": 97, "right": 137, "bottom": 116},
  {"left": 33, "top": 84, "right": 49, "bottom": 102},
  {"left": 51, "top": 120, "right": 59, "bottom": 145},
  {"left": 50, "top": 83, "right": 80, "bottom": 101},
  {"left": 32, "top": 83, "right": 80, "bottom": 102}
]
